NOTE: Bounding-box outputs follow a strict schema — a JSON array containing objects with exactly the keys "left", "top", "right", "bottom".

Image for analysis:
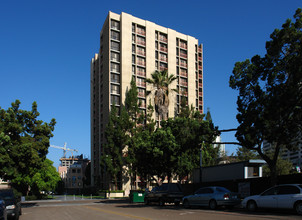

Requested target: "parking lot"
[{"left": 19, "top": 199, "right": 302, "bottom": 220}]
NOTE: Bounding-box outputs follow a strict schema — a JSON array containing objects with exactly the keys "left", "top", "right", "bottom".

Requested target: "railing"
[
  {"left": 199, "top": 100, "right": 203, "bottom": 105},
  {"left": 180, "top": 92, "right": 188, "bottom": 96},
  {"left": 160, "top": 47, "right": 168, "bottom": 52},
  {"left": 137, "top": 71, "right": 146, "bottom": 77},
  {"left": 180, "top": 63, "right": 187, "bottom": 68},
  {"left": 199, "top": 65, "right": 202, "bottom": 69},
  {"left": 160, "top": 57, "right": 168, "bottom": 62},
  {"left": 180, "top": 72, "right": 188, "bottom": 77},
  {"left": 137, "top": 30, "right": 146, "bottom": 36},
  {"left": 137, "top": 82, "right": 146, "bottom": 87},
  {"left": 198, "top": 57, "right": 202, "bottom": 61},
  {"left": 180, "top": 53, "right": 187, "bottom": 59},
  {"left": 137, "top": 40, "right": 146, "bottom": 46},
  {"left": 137, "top": 61, "right": 146, "bottom": 66},
  {"left": 199, "top": 74, "right": 202, "bottom": 79},
  {"left": 198, "top": 83, "right": 203, "bottom": 87},
  {"left": 159, "top": 37, "right": 168, "bottom": 43},
  {"left": 199, "top": 92, "right": 203, "bottom": 97},
  {"left": 137, "top": 50, "right": 146, "bottom": 56},
  {"left": 180, "top": 44, "right": 187, "bottom": 49},
  {"left": 138, "top": 92, "right": 145, "bottom": 97},
  {"left": 159, "top": 66, "right": 168, "bottom": 71},
  {"left": 180, "top": 82, "right": 188, "bottom": 87},
  {"left": 198, "top": 47, "right": 202, "bottom": 53}
]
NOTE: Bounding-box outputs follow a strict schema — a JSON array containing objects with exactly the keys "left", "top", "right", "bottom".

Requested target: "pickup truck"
[{"left": 144, "top": 183, "right": 184, "bottom": 206}]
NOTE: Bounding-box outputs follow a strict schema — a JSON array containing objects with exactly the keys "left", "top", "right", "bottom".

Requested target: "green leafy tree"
[
  {"left": 161, "top": 111, "right": 219, "bottom": 180},
  {"left": 235, "top": 146, "right": 259, "bottom": 162},
  {"left": 31, "top": 159, "right": 61, "bottom": 196},
  {"left": 0, "top": 100, "right": 56, "bottom": 195},
  {"left": 229, "top": 8, "right": 302, "bottom": 185},
  {"left": 102, "top": 104, "right": 131, "bottom": 190},
  {"left": 262, "top": 156, "right": 294, "bottom": 177}
]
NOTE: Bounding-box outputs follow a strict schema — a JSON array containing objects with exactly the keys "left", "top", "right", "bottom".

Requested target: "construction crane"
[{"left": 50, "top": 142, "right": 78, "bottom": 158}]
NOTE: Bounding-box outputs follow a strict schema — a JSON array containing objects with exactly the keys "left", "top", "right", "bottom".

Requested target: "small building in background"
[{"left": 58, "top": 155, "right": 90, "bottom": 194}]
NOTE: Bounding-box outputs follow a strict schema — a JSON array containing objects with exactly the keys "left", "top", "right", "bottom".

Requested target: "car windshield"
[{"left": 215, "top": 187, "right": 230, "bottom": 193}]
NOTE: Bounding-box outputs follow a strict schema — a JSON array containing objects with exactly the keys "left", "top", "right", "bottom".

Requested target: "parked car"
[
  {"left": 0, "top": 189, "right": 21, "bottom": 220},
  {"left": 241, "top": 184, "right": 302, "bottom": 215},
  {"left": 144, "top": 183, "right": 184, "bottom": 206},
  {"left": 0, "top": 199, "right": 7, "bottom": 220},
  {"left": 182, "top": 186, "right": 241, "bottom": 210}
]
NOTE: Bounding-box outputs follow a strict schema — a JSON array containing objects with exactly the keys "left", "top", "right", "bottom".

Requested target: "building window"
[
  {"left": 137, "top": 36, "right": 146, "bottom": 46},
  {"left": 111, "top": 52, "right": 120, "bottom": 62},
  {"left": 111, "top": 41, "right": 120, "bottom": 51},
  {"left": 111, "top": 73, "right": 120, "bottom": 83},
  {"left": 111, "top": 31, "right": 120, "bottom": 41},
  {"left": 111, "top": 95, "right": 120, "bottom": 105},
  {"left": 111, "top": 63, "right": 120, "bottom": 72},
  {"left": 137, "top": 25, "right": 145, "bottom": 35},
  {"left": 111, "top": 84, "right": 120, "bottom": 94},
  {"left": 111, "top": 20, "right": 120, "bottom": 30}
]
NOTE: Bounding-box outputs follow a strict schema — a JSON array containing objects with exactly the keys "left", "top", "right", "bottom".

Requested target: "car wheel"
[
  {"left": 295, "top": 201, "right": 302, "bottom": 215},
  {"left": 159, "top": 198, "right": 165, "bottom": 206},
  {"left": 246, "top": 200, "right": 257, "bottom": 212},
  {"left": 209, "top": 199, "right": 217, "bottom": 210},
  {"left": 183, "top": 199, "right": 190, "bottom": 208}
]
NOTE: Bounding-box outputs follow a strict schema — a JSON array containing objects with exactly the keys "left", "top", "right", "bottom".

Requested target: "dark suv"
[
  {"left": 0, "top": 189, "right": 21, "bottom": 220},
  {"left": 144, "top": 183, "right": 184, "bottom": 206}
]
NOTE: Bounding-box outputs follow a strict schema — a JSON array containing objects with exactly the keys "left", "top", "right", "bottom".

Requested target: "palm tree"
[{"left": 146, "top": 70, "right": 177, "bottom": 121}]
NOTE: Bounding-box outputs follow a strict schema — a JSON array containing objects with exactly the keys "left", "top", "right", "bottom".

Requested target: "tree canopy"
[
  {"left": 0, "top": 100, "right": 57, "bottom": 195},
  {"left": 229, "top": 8, "right": 302, "bottom": 184}
]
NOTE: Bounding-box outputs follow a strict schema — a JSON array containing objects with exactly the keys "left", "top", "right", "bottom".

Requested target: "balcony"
[
  {"left": 159, "top": 37, "right": 168, "bottom": 43},
  {"left": 137, "top": 40, "right": 146, "bottom": 46},
  {"left": 180, "top": 92, "right": 188, "bottom": 96},
  {"left": 137, "top": 50, "right": 146, "bottom": 56},
  {"left": 199, "top": 100, "right": 203, "bottom": 105},
  {"left": 159, "top": 66, "right": 168, "bottom": 71},
  {"left": 199, "top": 74, "right": 202, "bottom": 79},
  {"left": 198, "top": 83, "right": 203, "bottom": 87},
  {"left": 160, "top": 57, "right": 168, "bottom": 62},
  {"left": 179, "top": 53, "right": 187, "bottom": 59},
  {"left": 137, "top": 30, "right": 146, "bottom": 36},
  {"left": 137, "top": 82, "right": 146, "bottom": 87},
  {"left": 180, "top": 44, "right": 187, "bottom": 50},
  {"left": 199, "top": 65, "right": 202, "bottom": 69},
  {"left": 198, "top": 47, "right": 202, "bottom": 53},
  {"left": 137, "top": 61, "right": 146, "bottom": 66},
  {"left": 198, "top": 57, "right": 202, "bottom": 61},
  {"left": 199, "top": 92, "right": 203, "bottom": 97},
  {"left": 180, "top": 82, "right": 188, "bottom": 87},
  {"left": 138, "top": 92, "right": 145, "bottom": 97},
  {"left": 137, "top": 71, "right": 146, "bottom": 77},
  {"left": 139, "top": 102, "right": 146, "bottom": 108},
  {"left": 160, "top": 47, "right": 168, "bottom": 53},
  {"left": 180, "top": 63, "right": 187, "bottom": 68},
  {"left": 180, "top": 72, "right": 188, "bottom": 77}
]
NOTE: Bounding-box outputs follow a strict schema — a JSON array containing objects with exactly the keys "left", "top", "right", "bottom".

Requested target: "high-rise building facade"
[{"left": 91, "top": 12, "right": 204, "bottom": 187}]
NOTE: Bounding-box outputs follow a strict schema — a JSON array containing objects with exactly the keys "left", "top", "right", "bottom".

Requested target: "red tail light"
[{"left": 223, "top": 194, "right": 230, "bottom": 200}]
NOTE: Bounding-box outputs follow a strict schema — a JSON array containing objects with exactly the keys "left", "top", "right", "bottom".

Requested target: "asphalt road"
[{"left": 20, "top": 199, "right": 302, "bottom": 220}]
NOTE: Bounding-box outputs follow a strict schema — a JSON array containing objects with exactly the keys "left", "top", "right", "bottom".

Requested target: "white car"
[{"left": 241, "top": 184, "right": 302, "bottom": 215}]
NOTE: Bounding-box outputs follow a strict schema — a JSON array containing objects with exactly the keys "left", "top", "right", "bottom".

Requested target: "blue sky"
[{"left": 1, "top": 0, "right": 301, "bottom": 168}]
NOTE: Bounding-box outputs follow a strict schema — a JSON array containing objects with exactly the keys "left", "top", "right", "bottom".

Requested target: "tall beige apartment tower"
[{"left": 91, "top": 12, "right": 204, "bottom": 188}]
